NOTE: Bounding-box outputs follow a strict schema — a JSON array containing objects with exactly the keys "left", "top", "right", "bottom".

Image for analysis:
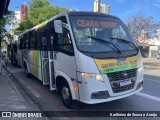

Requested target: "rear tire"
[{"left": 60, "top": 80, "right": 79, "bottom": 109}]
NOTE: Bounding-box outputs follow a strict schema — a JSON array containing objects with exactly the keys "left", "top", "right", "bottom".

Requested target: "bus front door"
[
  {"left": 41, "top": 37, "right": 50, "bottom": 85},
  {"left": 48, "top": 33, "right": 56, "bottom": 90},
  {"left": 41, "top": 34, "right": 56, "bottom": 91}
]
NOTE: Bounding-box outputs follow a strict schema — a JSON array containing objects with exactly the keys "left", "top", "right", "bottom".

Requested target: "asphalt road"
[{"left": 5, "top": 63, "right": 160, "bottom": 120}]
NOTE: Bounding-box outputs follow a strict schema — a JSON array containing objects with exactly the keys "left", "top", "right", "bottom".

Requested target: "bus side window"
[
  {"left": 56, "top": 16, "right": 73, "bottom": 55},
  {"left": 30, "top": 31, "right": 36, "bottom": 50},
  {"left": 42, "top": 36, "right": 47, "bottom": 51},
  {"left": 57, "top": 28, "right": 73, "bottom": 53},
  {"left": 36, "top": 30, "right": 42, "bottom": 50},
  {"left": 19, "top": 38, "right": 24, "bottom": 49},
  {"left": 46, "top": 21, "right": 58, "bottom": 51},
  {"left": 41, "top": 29, "right": 47, "bottom": 51},
  {"left": 24, "top": 34, "right": 27, "bottom": 49},
  {"left": 14, "top": 44, "right": 17, "bottom": 53},
  {"left": 45, "top": 29, "right": 54, "bottom": 51},
  {"left": 24, "top": 33, "right": 30, "bottom": 49}
]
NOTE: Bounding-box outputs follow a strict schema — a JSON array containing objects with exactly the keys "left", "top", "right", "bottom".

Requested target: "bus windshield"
[{"left": 70, "top": 16, "right": 137, "bottom": 54}]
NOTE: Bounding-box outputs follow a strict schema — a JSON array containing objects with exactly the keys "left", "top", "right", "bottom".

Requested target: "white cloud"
[
  {"left": 151, "top": 3, "right": 160, "bottom": 7},
  {"left": 151, "top": 0, "right": 160, "bottom": 7}
]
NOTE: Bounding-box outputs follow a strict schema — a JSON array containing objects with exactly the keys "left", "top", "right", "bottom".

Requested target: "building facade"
[
  {"left": 94, "top": 0, "right": 101, "bottom": 12},
  {"left": 94, "top": 0, "right": 110, "bottom": 14},
  {"left": 10, "top": 5, "right": 28, "bottom": 30},
  {"left": 10, "top": 11, "right": 20, "bottom": 30},
  {"left": 20, "top": 5, "right": 28, "bottom": 22},
  {"left": 100, "top": 3, "right": 110, "bottom": 14}
]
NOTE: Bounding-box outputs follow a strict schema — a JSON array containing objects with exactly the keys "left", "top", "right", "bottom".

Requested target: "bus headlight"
[{"left": 81, "top": 73, "right": 103, "bottom": 82}]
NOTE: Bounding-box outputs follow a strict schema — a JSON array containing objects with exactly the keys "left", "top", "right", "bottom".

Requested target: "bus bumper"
[
  {"left": 80, "top": 86, "right": 142, "bottom": 104},
  {"left": 76, "top": 70, "right": 143, "bottom": 104}
]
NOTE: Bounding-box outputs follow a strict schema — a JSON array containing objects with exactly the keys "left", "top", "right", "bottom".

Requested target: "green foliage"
[
  {"left": 30, "top": 0, "right": 50, "bottom": 10},
  {"left": 16, "top": 0, "right": 67, "bottom": 32},
  {"left": 16, "top": 19, "right": 34, "bottom": 32},
  {"left": 0, "top": 19, "right": 6, "bottom": 29},
  {"left": 0, "top": 11, "right": 14, "bottom": 47},
  {"left": 0, "top": 11, "right": 14, "bottom": 33}
]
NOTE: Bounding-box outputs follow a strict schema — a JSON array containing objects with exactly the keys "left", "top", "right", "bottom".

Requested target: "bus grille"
[{"left": 107, "top": 69, "right": 137, "bottom": 93}]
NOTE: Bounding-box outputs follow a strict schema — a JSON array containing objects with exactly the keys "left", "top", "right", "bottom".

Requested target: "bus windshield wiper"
[
  {"left": 87, "top": 36, "right": 121, "bottom": 54},
  {"left": 110, "top": 37, "right": 139, "bottom": 51}
]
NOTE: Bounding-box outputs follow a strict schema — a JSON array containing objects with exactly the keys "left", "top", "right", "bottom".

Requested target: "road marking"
[
  {"left": 136, "top": 92, "right": 160, "bottom": 103},
  {"left": 144, "top": 78, "right": 160, "bottom": 83}
]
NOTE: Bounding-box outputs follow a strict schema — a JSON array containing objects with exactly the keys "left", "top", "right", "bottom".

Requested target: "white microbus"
[{"left": 17, "top": 11, "right": 143, "bottom": 108}]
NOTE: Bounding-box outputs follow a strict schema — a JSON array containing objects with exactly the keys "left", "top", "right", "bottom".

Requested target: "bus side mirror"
[{"left": 54, "top": 20, "right": 62, "bottom": 33}]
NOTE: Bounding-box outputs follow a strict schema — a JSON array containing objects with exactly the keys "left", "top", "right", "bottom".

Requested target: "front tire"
[{"left": 60, "top": 81, "right": 79, "bottom": 109}]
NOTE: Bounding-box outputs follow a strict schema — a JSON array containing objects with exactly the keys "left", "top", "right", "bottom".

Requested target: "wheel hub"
[{"left": 62, "top": 87, "right": 70, "bottom": 103}]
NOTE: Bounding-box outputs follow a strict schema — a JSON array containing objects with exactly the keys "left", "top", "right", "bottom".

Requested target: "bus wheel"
[
  {"left": 25, "top": 65, "right": 30, "bottom": 78},
  {"left": 60, "top": 81, "right": 79, "bottom": 108}
]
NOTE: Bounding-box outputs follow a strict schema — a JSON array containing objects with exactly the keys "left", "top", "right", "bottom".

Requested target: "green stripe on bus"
[{"left": 100, "top": 64, "right": 139, "bottom": 74}]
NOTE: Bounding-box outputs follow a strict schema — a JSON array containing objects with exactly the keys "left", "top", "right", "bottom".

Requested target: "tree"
[
  {"left": 16, "top": 0, "right": 67, "bottom": 32},
  {"left": 0, "top": 11, "right": 14, "bottom": 33},
  {"left": 15, "top": 19, "right": 34, "bottom": 32},
  {"left": 126, "top": 13, "right": 160, "bottom": 45},
  {"left": 0, "top": 11, "right": 14, "bottom": 50}
]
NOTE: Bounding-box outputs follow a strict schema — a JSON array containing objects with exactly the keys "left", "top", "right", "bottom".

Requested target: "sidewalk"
[
  {"left": 142, "top": 57, "right": 160, "bottom": 76},
  {"left": 0, "top": 62, "right": 49, "bottom": 119},
  {"left": 142, "top": 57, "right": 160, "bottom": 67}
]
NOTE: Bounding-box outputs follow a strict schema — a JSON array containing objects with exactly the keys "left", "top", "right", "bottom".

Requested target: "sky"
[{"left": 8, "top": 0, "right": 160, "bottom": 22}]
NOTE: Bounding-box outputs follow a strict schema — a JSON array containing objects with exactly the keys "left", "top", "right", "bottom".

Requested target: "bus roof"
[
  {"left": 67, "top": 11, "right": 119, "bottom": 20},
  {"left": 18, "top": 11, "right": 120, "bottom": 37}
]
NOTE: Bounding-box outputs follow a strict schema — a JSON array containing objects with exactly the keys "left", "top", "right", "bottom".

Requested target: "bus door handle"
[{"left": 42, "top": 58, "right": 48, "bottom": 61}]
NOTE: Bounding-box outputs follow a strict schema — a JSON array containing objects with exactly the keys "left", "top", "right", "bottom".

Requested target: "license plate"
[{"left": 120, "top": 79, "right": 131, "bottom": 87}]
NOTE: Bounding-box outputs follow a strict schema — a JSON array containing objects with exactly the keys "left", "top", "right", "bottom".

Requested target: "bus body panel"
[
  {"left": 16, "top": 11, "right": 143, "bottom": 106},
  {"left": 24, "top": 50, "right": 42, "bottom": 81},
  {"left": 32, "top": 50, "right": 42, "bottom": 80},
  {"left": 79, "top": 87, "right": 142, "bottom": 104},
  {"left": 55, "top": 52, "right": 77, "bottom": 80},
  {"left": 76, "top": 58, "right": 143, "bottom": 104},
  {"left": 17, "top": 48, "right": 23, "bottom": 67},
  {"left": 74, "top": 51, "right": 100, "bottom": 73},
  {"left": 72, "top": 38, "right": 143, "bottom": 103}
]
